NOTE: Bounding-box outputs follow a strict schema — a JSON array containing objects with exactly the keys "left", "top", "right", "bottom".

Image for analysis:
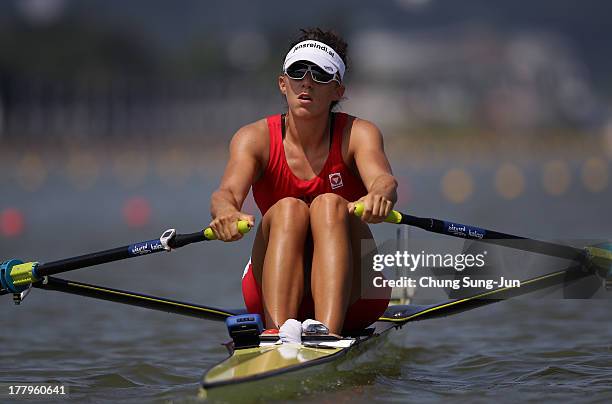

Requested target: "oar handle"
[
  {"left": 353, "top": 202, "right": 402, "bottom": 224},
  {"left": 202, "top": 221, "right": 251, "bottom": 241},
  {"left": 176, "top": 220, "right": 251, "bottom": 245}
]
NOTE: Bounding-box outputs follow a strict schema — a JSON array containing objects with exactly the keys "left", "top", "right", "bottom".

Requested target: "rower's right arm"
[{"left": 209, "top": 120, "right": 268, "bottom": 241}]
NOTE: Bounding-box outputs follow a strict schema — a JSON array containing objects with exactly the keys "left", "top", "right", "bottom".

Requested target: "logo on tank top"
[{"left": 329, "top": 172, "right": 344, "bottom": 189}]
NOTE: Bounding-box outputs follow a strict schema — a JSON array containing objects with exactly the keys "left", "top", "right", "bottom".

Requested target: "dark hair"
[{"left": 287, "top": 28, "right": 349, "bottom": 110}]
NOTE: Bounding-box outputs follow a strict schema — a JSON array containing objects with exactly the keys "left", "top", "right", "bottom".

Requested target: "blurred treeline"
[{"left": 0, "top": 0, "right": 611, "bottom": 147}]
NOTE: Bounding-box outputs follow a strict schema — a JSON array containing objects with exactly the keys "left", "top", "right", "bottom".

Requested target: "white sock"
[{"left": 279, "top": 319, "right": 302, "bottom": 344}]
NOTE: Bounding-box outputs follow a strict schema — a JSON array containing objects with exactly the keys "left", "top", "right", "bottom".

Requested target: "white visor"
[{"left": 283, "top": 40, "right": 346, "bottom": 81}]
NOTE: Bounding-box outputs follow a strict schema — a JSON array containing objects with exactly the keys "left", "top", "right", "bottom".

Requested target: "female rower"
[{"left": 209, "top": 28, "right": 397, "bottom": 340}]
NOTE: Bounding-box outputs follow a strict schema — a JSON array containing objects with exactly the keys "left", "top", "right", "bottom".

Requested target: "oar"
[
  {"left": 0, "top": 221, "right": 251, "bottom": 296},
  {"left": 353, "top": 203, "right": 612, "bottom": 284}
]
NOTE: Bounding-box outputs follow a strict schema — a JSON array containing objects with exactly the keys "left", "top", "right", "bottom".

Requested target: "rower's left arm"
[{"left": 349, "top": 119, "right": 398, "bottom": 223}]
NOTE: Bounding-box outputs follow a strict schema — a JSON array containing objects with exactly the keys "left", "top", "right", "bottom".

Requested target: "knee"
[
  {"left": 267, "top": 197, "right": 310, "bottom": 226},
  {"left": 310, "top": 193, "right": 348, "bottom": 222}
]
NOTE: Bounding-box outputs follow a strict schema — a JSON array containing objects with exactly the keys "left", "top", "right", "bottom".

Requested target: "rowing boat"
[
  {"left": 1, "top": 204, "right": 610, "bottom": 399},
  {"left": 198, "top": 259, "right": 597, "bottom": 397}
]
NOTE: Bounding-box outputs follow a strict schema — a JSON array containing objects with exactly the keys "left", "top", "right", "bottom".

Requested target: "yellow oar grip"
[
  {"left": 354, "top": 202, "right": 402, "bottom": 224},
  {"left": 203, "top": 220, "right": 252, "bottom": 240}
]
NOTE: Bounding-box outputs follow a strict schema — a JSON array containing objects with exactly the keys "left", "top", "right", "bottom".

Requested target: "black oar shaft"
[
  {"left": 35, "top": 230, "right": 206, "bottom": 278},
  {"left": 173, "top": 231, "right": 207, "bottom": 248},
  {"left": 354, "top": 203, "right": 587, "bottom": 263},
  {"left": 2, "top": 222, "right": 251, "bottom": 294},
  {"left": 397, "top": 213, "right": 585, "bottom": 262},
  {"left": 37, "top": 245, "right": 140, "bottom": 277}
]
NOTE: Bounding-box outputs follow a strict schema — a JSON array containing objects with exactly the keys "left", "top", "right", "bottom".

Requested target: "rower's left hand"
[{"left": 348, "top": 195, "right": 394, "bottom": 223}]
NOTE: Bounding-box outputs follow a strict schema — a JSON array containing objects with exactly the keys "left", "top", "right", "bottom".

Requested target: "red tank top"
[{"left": 252, "top": 113, "right": 368, "bottom": 215}]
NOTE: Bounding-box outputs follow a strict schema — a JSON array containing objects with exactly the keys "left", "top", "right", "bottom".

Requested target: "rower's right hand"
[{"left": 208, "top": 212, "right": 255, "bottom": 242}]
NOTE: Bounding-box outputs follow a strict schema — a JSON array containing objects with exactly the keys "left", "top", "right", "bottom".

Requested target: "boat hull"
[{"left": 199, "top": 323, "right": 395, "bottom": 399}]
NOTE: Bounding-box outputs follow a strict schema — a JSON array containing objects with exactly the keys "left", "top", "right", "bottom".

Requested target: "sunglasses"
[{"left": 284, "top": 62, "right": 340, "bottom": 84}]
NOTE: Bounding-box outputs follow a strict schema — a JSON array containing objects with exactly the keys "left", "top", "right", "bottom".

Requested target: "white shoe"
[
  {"left": 279, "top": 319, "right": 302, "bottom": 344},
  {"left": 302, "top": 319, "right": 329, "bottom": 335}
]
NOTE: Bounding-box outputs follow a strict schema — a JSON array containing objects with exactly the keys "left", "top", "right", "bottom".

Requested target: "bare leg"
[
  {"left": 309, "top": 193, "right": 352, "bottom": 334},
  {"left": 347, "top": 213, "right": 391, "bottom": 303},
  {"left": 251, "top": 197, "right": 310, "bottom": 329}
]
